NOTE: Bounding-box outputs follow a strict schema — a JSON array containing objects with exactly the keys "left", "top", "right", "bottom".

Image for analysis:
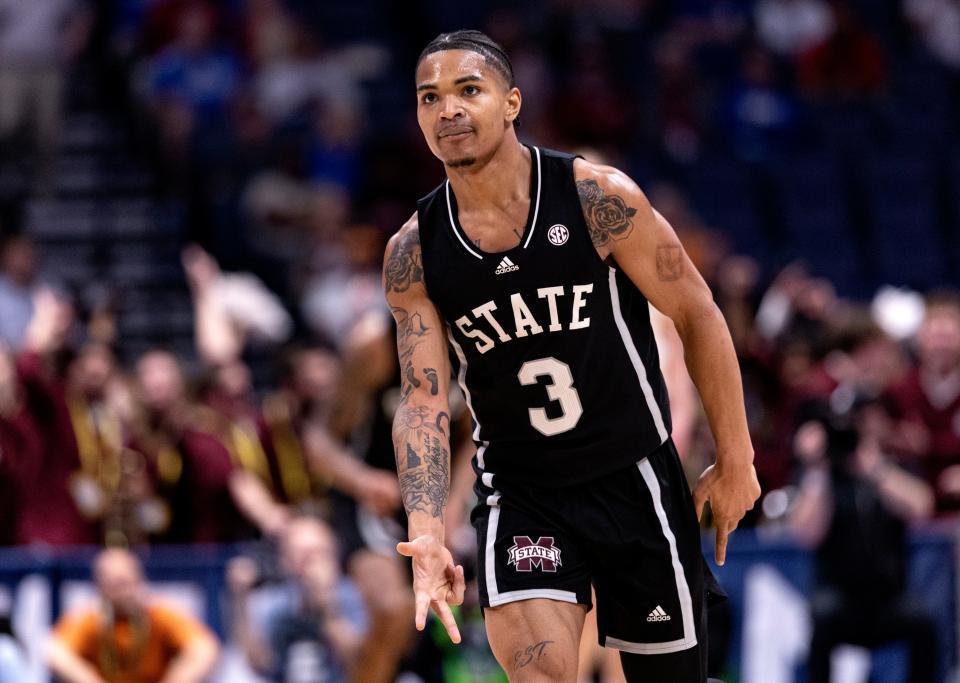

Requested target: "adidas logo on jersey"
[
  {"left": 495, "top": 256, "right": 519, "bottom": 274},
  {"left": 646, "top": 606, "right": 671, "bottom": 622}
]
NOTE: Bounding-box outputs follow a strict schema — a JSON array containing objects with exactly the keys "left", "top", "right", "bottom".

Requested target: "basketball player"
[{"left": 384, "top": 30, "right": 761, "bottom": 682}]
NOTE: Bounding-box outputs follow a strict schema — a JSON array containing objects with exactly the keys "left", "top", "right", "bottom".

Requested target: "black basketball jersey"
[{"left": 417, "top": 145, "right": 672, "bottom": 487}]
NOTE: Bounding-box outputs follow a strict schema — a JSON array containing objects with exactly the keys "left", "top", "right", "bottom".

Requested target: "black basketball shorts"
[{"left": 471, "top": 438, "right": 721, "bottom": 666}]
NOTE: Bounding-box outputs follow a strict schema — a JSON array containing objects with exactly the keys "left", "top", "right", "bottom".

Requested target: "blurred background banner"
[{"left": 2, "top": 0, "right": 960, "bottom": 682}]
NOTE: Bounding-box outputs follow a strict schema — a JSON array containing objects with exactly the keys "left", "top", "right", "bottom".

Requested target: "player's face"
[{"left": 415, "top": 50, "right": 520, "bottom": 168}]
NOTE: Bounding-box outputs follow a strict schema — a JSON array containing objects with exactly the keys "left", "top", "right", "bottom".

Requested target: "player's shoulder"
[
  {"left": 383, "top": 212, "right": 425, "bottom": 297},
  {"left": 572, "top": 157, "right": 649, "bottom": 207},
  {"left": 392, "top": 211, "right": 420, "bottom": 241}
]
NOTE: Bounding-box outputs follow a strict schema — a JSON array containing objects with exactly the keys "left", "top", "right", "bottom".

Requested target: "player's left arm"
[{"left": 574, "top": 159, "right": 760, "bottom": 565}]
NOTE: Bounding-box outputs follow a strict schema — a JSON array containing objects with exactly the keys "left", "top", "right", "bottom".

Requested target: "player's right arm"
[{"left": 383, "top": 214, "right": 465, "bottom": 643}]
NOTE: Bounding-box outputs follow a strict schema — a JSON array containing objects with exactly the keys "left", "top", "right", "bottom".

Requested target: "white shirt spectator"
[
  {"left": 0, "top": 0, "right": 79, "bottom": 65},
  {"left": 903, "top": 0, "right": 960, "bottom": 69},
  {"left": 754, "top": 0, "right": 834, "bottom": 56}
]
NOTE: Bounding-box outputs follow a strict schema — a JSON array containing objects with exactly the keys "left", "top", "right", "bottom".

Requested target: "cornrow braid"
[{"left": 417, "top": 30, "right": 515, "bottom": 88}]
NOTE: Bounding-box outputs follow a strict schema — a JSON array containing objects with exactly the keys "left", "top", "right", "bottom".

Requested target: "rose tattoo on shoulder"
[{"left": 576, "top": 179, "right": 637, "bottom": 249}]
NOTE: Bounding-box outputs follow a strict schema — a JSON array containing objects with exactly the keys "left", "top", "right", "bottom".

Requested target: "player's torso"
[{"left": 418, "top": 146, "right": 671, "bottom": 487}]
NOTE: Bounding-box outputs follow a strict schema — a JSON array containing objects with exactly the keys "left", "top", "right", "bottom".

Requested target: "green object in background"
[{"left": 430, "top": 605, "right": 508, "bottom": 683}]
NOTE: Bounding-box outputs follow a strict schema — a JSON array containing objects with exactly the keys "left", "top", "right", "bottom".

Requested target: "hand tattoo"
[{"left": 576, "top": 179, "right": 636, "bottom": 249}]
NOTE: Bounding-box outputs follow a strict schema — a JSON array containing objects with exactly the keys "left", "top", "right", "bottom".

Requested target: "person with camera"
[{"left": 790, "top": 403, "right": 937, "bottom": 683}]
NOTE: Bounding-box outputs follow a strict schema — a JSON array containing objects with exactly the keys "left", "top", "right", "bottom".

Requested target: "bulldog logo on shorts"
[{"left": 508, "top": 536, "right": 562, "bottom": 572}]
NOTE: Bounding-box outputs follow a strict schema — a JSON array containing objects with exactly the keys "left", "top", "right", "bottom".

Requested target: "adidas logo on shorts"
[
  {"left": 495, "top": 256, "right": 519, "bottom": 274},
  {"left": 646, "top": 605, "right": 671, "bottom": 622}
]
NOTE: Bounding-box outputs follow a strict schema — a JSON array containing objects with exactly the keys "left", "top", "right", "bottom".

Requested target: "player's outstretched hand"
[
  {"left": 396, "top": 535, "right": 466, "bottom": 644},
  {"left": 693, "top": 460, "right": 760, "bottom": 566}
]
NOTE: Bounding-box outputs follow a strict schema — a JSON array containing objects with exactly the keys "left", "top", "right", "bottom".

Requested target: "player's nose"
[{"left": 438, "top": 96, "right": 465, "bottom": 120}]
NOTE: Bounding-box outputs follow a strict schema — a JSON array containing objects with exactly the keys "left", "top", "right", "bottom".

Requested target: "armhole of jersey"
[{"left": 415, "top": 199, "right": 437, "bottom": 304}]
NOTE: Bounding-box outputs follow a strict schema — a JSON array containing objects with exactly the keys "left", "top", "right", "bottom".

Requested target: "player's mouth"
[{"left": 438, "top": 125, "right": 473, "bottom": 140}]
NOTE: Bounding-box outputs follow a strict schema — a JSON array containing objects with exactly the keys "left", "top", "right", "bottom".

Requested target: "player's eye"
[
  {"left": 421, "top": 92, "right": 437, "bottom": 104},
  {"left": 463, "top": 85, "right": 480, "bottom": 96}
]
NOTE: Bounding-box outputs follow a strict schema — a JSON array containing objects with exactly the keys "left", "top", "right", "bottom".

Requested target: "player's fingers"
[
  {"left": 446, "top": 565, "right": 465, "bottom": 605},
  {"left": 396, "top": 541, "right": 415, "bottom": 557},
  {"left": 694, "top": 488, "right": 707, "bottom": 521},
  {"left": 433, "top": 599, "right": 462, "bottom": 644},
  {"left": 414, "top": 591, "right": 430, "bottom": 631},
  {"left": 715, "top": 523, "right": 730, "bottom": 566}
]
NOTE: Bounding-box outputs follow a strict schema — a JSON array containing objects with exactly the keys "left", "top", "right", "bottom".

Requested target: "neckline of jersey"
[{"left": 444, "top": 144, "right": 542, "bottom": 260}]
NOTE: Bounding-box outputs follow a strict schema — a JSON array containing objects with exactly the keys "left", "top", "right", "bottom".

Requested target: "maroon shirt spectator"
[
  {"left": 885, "top": 295, "right": 960, "bottom": 512},
  {"left": 0, "top": 347, "right": 43, "bottom": 544},
  {"left": 798, "top": 5, "right": 887, "bottom": 100},
  {"left": 14, "top": 349, "right": 101, "bottom": 545},
  {"left": 133, "top": 350, "right": 257, "bottom": 543}
]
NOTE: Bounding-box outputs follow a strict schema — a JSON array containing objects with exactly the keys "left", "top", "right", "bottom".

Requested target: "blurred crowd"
[{"left": 2, "top": 0, "right": 960, "bottom": 681}]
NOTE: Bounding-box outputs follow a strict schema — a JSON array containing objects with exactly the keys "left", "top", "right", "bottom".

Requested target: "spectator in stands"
[
  {"left": 885, "top": 292, "right": 960, "bottom": 512},
  {"left": 301, "top": 224, "right": 387, "bottom": 348},
  {"left": 0, "top": 343, "right": 41, "bottom": 545},
  {"left": 229, "top": 515, "right": 366, "bottom": 683},
  {"left": 132, "top": 347, "right": 283, "bottom": 542},
  {"left": 797, "top": 3, "right": 888, "bottom": 100},
  {"left": 754, "top": 0, "right": 835, "bottom": 57},
  {"left": 13, "top": 289, "right": 134, "bottom": 546},
  {"left": 0, "top": 234, "right": 40, "bottom": 349},
  {"left": 790, "top": 407, "right": 936, "bottom": 683},
  {"left": 0, "top": 0, "right": 90, "bottom": 187},
  {"left": 723, "top": 45, "right": 801, "bottom": 161},
  {"left": 143, "top": 2, "right": 242, "bottom": 158},
  {"left": 903, "top": 0, "right": 960, "bottom": 70},
  {"left": 182, "top": 244, "right": 400, "bottom": 523},
  {"left": 47, "top": 547, "right": 219, "bottom": 683}
]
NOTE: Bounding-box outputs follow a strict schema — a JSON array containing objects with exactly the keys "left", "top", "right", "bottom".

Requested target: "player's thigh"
[{"left": 485, "top": 598, "right": 587, "bottom": 683}]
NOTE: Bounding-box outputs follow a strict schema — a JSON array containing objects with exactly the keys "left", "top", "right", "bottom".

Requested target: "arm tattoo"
[
  {"left": 383, "top": 227, "right": 423, "bottom": 294},
  {"left": 576, "top": 179, "right": 637, "bottom": 249},
  {"left": 393, "top": 306, "right": 429, "bottom": 400},
  {"left": 394, "top": 405, "right": 450, "bottom": 518},
  {"left": 424, "top": 367, "right": 439, "bottom": 395},
  {"left": 391, "top": 302, "right": 450, "bottom": 518},
  {"left": 513, "top": 641, "right": 554, "bottom": 671},
  {"left": 656, "top": 244, "right": 683, "bottom": 281}
]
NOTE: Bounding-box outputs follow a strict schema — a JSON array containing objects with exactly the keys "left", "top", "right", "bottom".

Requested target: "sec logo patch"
[{"left": 547, "top": 224, "right": 569, "bottom": 246}]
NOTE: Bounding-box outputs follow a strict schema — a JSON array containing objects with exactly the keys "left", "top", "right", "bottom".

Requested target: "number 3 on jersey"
[{"left": 517, "top": 357, "right": 583, "bottom": 436}]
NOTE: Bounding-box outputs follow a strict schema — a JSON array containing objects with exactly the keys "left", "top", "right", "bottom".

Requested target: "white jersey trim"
[
  {"left": 445, "top": 181, "right": 483, "bottom": 260},
  {"left": 521, "top": 146, "right": 542, "bottom": 249},
  {"left": 607, "top": 267, "right": 669, "bottom": 443},
  {"left": 603, "top": 457, "right": 699, "bottom": 656},
  {"left": 446, "top": 327, "right": 486, "bottom": 467},
  {"left": 485, "top": 502, "right": 501, "bottom": 602},
  {"left": 488, "top": 588, "right": 579, "bottom": 608},
  {"left": 603, "top": 634, "right": 697, "bottom": 655},
  {"left": 443, "top": 146, "right": 541, "bottom": 258}
]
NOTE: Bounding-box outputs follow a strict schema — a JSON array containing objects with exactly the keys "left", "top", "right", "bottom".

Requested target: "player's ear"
[{"left": 505, "top": 87, "right": 521, "bottom": 125}]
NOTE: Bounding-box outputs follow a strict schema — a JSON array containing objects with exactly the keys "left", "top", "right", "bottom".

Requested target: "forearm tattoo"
[
  {"left": 385, "top": 226, "right": 451, "bottom": 519},
  {"left": 576, "top": 179, "right": 636, "bottom": 249},
  {"left": 394, "top": 399, "right": 451, "bottom": 518}
]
